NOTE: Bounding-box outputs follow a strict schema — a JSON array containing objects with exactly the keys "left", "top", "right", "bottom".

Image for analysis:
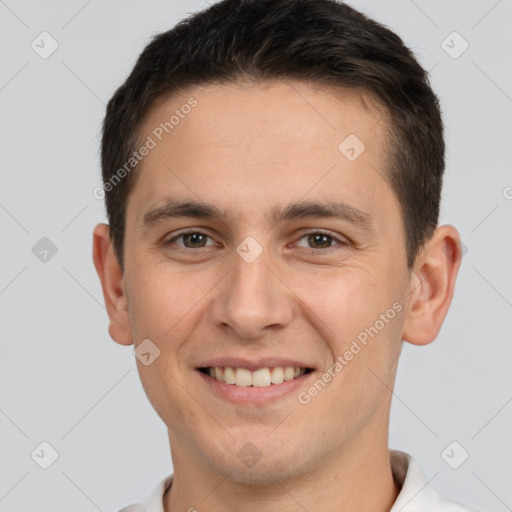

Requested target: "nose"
[{"left": 209, "top": 243, "right": 294, "bottom": 341}]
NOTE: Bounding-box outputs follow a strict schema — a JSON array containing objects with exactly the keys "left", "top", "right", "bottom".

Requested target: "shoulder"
[
  {"left": 390, "top": 450, "right": 482, "bottom": 512},
  {"left": 117, "top": 474, "right": 173, "bottom": 512}
]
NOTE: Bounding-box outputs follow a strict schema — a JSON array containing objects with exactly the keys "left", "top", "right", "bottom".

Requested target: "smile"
[{"left": 199, "top": 366, "right": 312, "bottom": 387}]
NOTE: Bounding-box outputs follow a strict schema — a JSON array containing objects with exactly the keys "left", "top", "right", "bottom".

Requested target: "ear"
[
  {"left": 402, "top": 224, "right": 462, "bottom": 346},
  {"left": 92, "top": 223, "right": 133, "bottom": 345}
]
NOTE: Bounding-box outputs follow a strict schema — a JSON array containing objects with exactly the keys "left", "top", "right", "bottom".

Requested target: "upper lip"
[{"left": 196, "top": 357, "right": 315, "bottom": 372}]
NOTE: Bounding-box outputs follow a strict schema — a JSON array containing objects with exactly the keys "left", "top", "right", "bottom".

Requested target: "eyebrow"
[{"left": 142, "top": 198, "right": 374, "bottom": 232}]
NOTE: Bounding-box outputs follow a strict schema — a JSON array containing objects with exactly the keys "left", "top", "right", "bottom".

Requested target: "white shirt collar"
[
  {"left": 388, "top": 450, "right": 479, "bottom": 511},
  {"left": 119, "top": 450, "right": 479, "bottom": 512}
]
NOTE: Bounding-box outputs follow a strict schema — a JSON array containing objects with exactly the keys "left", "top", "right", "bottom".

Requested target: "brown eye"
[
  {"left": 166, "top": 231, "right": 215, "bottom": 249},
  {"left": 307, "top": 233, "right": 334, "bottom": 249},
  {"left": 294, "top": 231, "right": 346, "bottom": 250}
]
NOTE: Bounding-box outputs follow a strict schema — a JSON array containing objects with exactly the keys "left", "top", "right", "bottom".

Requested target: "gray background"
[{"left": 1, "top": 0, "right": 511, "bottom": 511}]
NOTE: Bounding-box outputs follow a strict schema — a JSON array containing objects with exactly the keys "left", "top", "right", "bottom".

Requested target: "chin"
[{"left": 202, "top": 442, "right": 310, "bottom": 486}]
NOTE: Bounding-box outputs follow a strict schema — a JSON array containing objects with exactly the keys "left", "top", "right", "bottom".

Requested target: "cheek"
[
  {"left": 293, "top": 267, "right": 404, "bottom": 384},
  {"left": 296, "top": 271, "right": 403, "bottom": 427},
  {"left": 136, "top": 357, "right": 199, "bottom": 433},
  {"left": 294, "top": 269, "right": 387, "bottom": 342},
  {"left": 127, "top": 263, "right": 200, "bottom": 342}
]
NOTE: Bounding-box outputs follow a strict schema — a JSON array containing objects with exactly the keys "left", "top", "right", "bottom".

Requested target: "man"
[{"left": 92, "top": 0, "right": 480, "bottom": 510}]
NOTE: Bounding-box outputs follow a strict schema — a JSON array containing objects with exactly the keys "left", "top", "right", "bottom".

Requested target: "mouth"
[{"left": 198, "top": 366, "right": 314, "bottom": 387}]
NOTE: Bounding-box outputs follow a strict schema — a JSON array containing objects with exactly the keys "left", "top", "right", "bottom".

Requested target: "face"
[{"left": 120, "top": 81, "right": 413, "bottom": 483}]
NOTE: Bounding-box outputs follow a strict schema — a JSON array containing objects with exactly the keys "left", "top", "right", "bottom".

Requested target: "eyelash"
[{"left": 164, "top": 229, "right": 348, "bottom": 253}]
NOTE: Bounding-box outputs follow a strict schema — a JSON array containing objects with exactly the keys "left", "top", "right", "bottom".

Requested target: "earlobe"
[
  {"left": 402, "top": 225, "right": 462, "bottom": 346},
  {"left": 92, "top": 223, "right": 133, "bottom": 346}
]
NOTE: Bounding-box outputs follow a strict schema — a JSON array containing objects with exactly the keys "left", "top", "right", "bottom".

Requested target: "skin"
[{"left": 93, "top": 80, "right": 461, "bottom": 512}]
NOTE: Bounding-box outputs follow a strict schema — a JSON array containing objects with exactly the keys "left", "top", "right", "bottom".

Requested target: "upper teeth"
[{"left": 208, "top": 366, "right": 306, "bottom": 387}]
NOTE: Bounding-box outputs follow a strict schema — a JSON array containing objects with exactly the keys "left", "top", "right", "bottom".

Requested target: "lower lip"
[{"left": 196, "top": 370, "right": 314, "bottom": 405}]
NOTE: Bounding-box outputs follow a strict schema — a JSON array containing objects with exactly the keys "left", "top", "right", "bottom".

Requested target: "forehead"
[
  {"left": 128, "top": 80, "right": 395, "bottom": 226},
  {"left": 141, "top": 79, "right": 387, "bottom": 153}
]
